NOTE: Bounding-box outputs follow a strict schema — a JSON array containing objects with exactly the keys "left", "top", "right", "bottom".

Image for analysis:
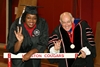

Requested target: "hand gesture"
[
  {"left": 14, "top": 26, "right": 24, "bottom": 42},
  {"left": 53, "top": 39, "right": 62, "bottom": 50},
  {"left": 78, "top": 50, "right": 86, "bottom": 58}
]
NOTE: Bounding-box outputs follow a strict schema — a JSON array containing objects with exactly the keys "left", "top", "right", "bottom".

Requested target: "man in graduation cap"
[
  {"left": 7, "top": 6, "right": 49, "bottom": 67},
  {"left": 48, "top": 12, "right": 96, "bottom": 67}
]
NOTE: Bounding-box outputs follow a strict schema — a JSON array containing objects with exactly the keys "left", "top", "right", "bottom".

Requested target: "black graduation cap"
[
  {"left": 71, "top": 58, "right": 87, "bottom": 67},
  {"left": 71, "top": 52, "right": 87, "bottom": 67},
  {"left": 20, "top": 5, "right": 43, "bottom": 14},
  {"left": 25, "top": 6, "right": 37, "bottom": 14}
]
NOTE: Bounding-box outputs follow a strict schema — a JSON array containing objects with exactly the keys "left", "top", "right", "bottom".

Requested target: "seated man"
[{"left": 48, "top": 12, "right": 96, "bottom": 67}]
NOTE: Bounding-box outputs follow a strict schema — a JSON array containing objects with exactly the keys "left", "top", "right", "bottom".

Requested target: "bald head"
[
  {"left": 60, "top": 12, "right": 73, "bottom": 23},
  {"left": 59, "top": 12, "right": 74, "bottom": 31}
]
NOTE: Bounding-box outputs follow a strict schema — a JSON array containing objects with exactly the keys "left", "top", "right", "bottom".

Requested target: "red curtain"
[
  {"left": 38, "top": 0, "right": 73, "bottom": 35},
  {"left": 0, "top": 0, "right": 6, "bottom": 43}
]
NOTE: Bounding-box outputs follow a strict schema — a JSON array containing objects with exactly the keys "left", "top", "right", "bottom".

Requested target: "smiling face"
[
  {"left": 60, "top": 12, "right": 74, "bottom": 31},
  {"left": 25, "top": 14, "right": 37, "bottom": 28}
]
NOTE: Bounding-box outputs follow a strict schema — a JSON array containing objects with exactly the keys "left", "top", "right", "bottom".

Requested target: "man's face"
[
  {"left": 25, "top": 14, "right": 37, "bottom": 28},
  {"left": 60, "top": 16, "right": 73, "bottom": 31}
]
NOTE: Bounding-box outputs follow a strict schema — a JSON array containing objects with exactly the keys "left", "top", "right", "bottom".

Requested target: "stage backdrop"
[{"left": 0, "top": 0, "right": 6, "bottom": 43}]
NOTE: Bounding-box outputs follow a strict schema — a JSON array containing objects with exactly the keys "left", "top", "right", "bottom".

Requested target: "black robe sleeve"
[
  {"left": 48, "top": 26, "right": 61, "bottom": 63},
  {"left": 80, "top": 20, "right": 96, "bottom": 67},
  {"left": 6, "top": 18, "right": 19, "bottom": 54},
  {"left": 71, "top": 20, "right": 96, "bottom": 67},
  {"left": 81, "top": 20, "right": 96, "bottom": 58},
  {"left": 35, "top": 18, "right": 49, "bottom": 53}
]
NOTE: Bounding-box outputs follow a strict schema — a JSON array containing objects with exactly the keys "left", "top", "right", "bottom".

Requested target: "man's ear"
[
  {"left": 59, "top": 20, "right": 62, "bottom": 23},
  {"left": 72, "top": 17, "right": 74, "bottom": 22}
]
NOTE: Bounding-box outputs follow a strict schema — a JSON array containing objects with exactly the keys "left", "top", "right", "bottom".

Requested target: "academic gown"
[
  {"left": 7, "top": 17, "right": 49, "bottom": 67},
  {"left": 48, "top": 20, "right": 96, "bottom": 67}
]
